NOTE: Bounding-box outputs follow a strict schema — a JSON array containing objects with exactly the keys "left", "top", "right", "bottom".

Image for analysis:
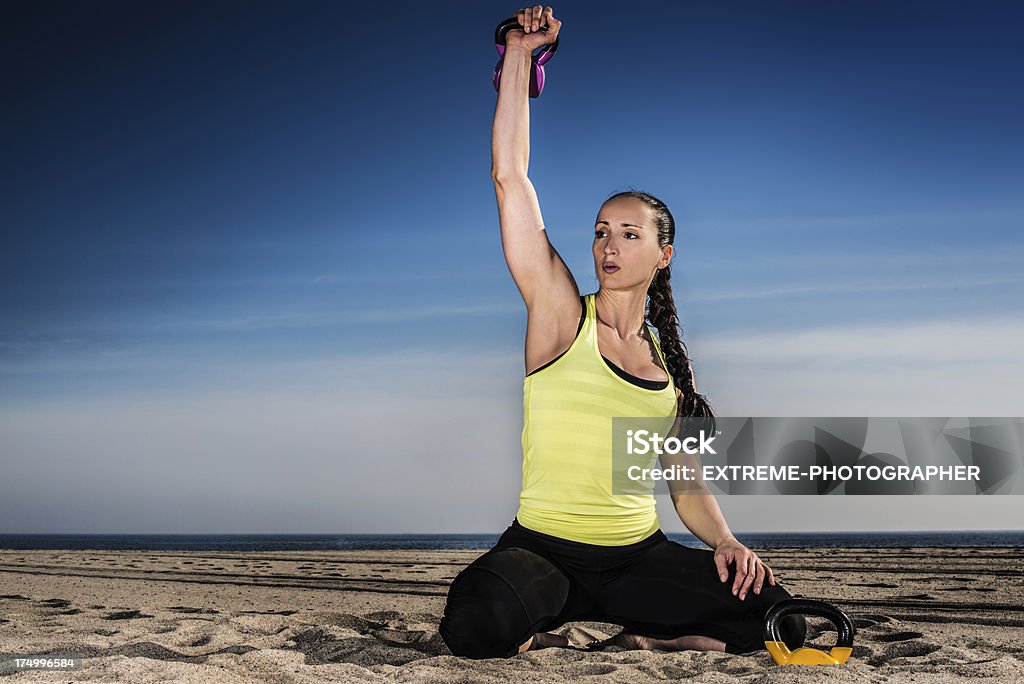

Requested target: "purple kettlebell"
[{"left": 492, "top": 16, "right": 559, "bottom": 98}]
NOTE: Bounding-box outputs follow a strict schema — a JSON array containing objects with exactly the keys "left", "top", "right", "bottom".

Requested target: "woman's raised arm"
[{"left": 491, "top": 6, "right": 577, "bottom": 312}]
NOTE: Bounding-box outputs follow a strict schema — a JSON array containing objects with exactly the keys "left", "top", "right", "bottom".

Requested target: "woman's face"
[{"left": 593, "top": 197, "right": 672, "bottom": 289}]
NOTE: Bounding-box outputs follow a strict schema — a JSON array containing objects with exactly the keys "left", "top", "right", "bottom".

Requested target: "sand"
[{"left": 1, "top": 546, "right": 1023, "bottom": 682}]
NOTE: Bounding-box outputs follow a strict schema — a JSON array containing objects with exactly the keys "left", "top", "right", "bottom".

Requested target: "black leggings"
[{"left": 440, "top": 518, "right": 806, "bottom": 659}]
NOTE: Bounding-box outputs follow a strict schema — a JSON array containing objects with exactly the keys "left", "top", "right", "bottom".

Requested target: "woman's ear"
[{"left": 660, "top": 244, "right": 674, "bottom": 269}]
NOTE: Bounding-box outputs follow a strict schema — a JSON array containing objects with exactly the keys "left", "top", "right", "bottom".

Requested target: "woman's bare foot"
[
  {"left": 586, "top": 631, "right": 726, "bottom": 652},
  {"left": 517, "top": 631, "right": 580, "bottom": 653}
]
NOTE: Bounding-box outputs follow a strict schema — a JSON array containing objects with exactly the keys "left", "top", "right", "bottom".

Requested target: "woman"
[{"left": 439, "top": 6, "right": 806, "bottom": 659}]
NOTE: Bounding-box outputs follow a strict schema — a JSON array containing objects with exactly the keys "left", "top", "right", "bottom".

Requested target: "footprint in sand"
[
  {"left": 849, "top": 582, "right": 898, "bottom": 588},
  {"left": 877, "top": 631, "right": 925, "bottom": 642},
  {"left": 103, "top": 610, "right": 153, "bottom": 620},
  {"left": 318, "top": 613, "right": 387, "bottom": 632},
  {"left": 857, "top": 613, "right": 892, "bottom": 623},
  {"left": 39, "top": 598, "right": 71, "bottom": 608},
  {"left": 851, "top": 645, "right": 873, "bottom": 659},
  {"left": 364, "top": 610, "right": 403, "bottom": 622},
  {"left": 868, "top": 640, "right": 941, "bottom": 665},
  {"left": 718, "top": 663, "right": 758, "bottom": 676},
  {"left": 563, "top": 664, "right": 618, "bottom": 676},
  {"left": 239, "top": 609, "right": 297, "bottom": 616},
  {"left": 167, "top": 606, "right": 218, "bottom": 614}
]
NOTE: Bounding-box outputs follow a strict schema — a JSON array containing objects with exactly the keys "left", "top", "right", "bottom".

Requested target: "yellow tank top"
[{"left": 516, "top": 292, "right": 678, "bottom": 546}]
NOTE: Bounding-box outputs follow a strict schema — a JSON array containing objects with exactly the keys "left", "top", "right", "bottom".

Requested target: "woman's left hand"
[{"left": 713, "top": 537, "right": 776, "bottom": 601}]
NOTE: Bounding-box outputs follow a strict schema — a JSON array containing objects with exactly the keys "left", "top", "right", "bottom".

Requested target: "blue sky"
[{"left": 2, "top": 0, "right": 1022, "bottom": 533}]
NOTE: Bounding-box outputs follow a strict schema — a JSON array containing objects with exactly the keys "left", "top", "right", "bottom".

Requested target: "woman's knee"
[
  {"left": 439, "top": 547, "right": 569, "bottom": 659},
  {"left": 440, "top": 565, "right": 528, "bottom": 658}
]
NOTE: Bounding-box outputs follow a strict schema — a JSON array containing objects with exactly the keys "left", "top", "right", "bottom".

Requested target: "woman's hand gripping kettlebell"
[{"left": 504, "top": 5, "right": 561, "bottom": 52}]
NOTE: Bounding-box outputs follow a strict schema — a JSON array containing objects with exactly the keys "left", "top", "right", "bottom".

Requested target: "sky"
[{"left": 2, "top": 0, "right": 1022, "bottom": 534}]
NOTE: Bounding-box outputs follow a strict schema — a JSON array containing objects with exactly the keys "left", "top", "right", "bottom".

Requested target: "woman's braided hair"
[{"left": 604, "top": 190, "right": 715, "bottom": 426}]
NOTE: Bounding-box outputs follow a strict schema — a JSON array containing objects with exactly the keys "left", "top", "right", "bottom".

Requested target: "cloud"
[
  {"left": 309, "top": 268, "right": 499, "bottom": 285},
  {"left": 688, "top": 274, "right": 1024, "bottom": 303},
  {"left": 168, "top": 301, "right": 523, "bottom": 332},
  {"left": 0, "top": 348, "right": 527, "bottom": 533},
  {"left": 1, "top": 328, "right": 1022, "bottom": 533},
  {"left": 690, "top": 316, "right": 1024, "bottom": 416},
  {"left": 689, "top": 206, "right": 1024, "bottom": 236},
  {"left": 0, "top": 301, "right": 524, "bottom": 349},
  {"left": 698, "top": 315, "right": 1024, "bottom": 366}
]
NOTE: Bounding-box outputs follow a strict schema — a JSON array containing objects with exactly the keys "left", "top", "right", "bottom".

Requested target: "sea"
[{"left": 0, "top": 531, "right": 1021, "bottom": 552}]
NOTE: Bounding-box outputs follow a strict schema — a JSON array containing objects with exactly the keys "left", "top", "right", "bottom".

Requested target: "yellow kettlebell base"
[{"left": 765, "top": 641, "right": 853, "bottom": 665}]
